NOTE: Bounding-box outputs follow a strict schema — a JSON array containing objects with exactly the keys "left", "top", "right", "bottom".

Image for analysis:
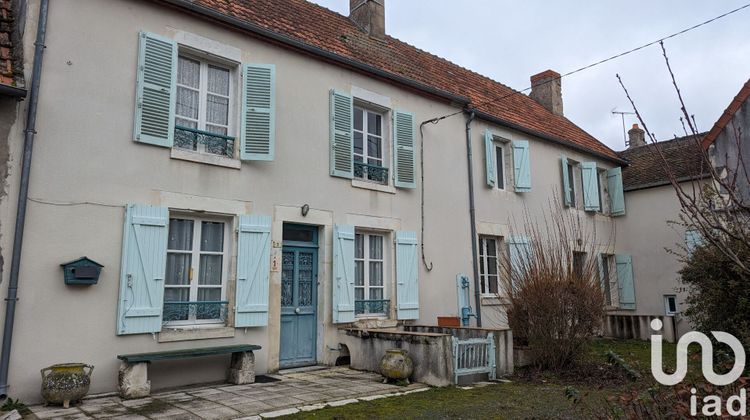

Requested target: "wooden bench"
[{"left": 116, "top": 344, "right": 261, "bottom": 399}]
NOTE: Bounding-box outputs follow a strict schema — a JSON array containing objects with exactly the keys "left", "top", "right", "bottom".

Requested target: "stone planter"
[
  {"left": 40, "top": 363, "right": 93, "bottom": 408},
  {"left": 379, "top": 348, "right": 414, "bottom": 384}
]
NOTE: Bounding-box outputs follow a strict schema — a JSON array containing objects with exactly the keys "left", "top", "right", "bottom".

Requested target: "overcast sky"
[{"left": 309, "top": 0, "right": 750, "bottom": 151}]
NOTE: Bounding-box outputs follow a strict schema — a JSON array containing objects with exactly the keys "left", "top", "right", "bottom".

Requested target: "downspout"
[
  {"left": 465, "top": 110, "right": 482, "bottom": 327},
  {"left": 0, "top": 0, "right": 49, "bottom": 399}
]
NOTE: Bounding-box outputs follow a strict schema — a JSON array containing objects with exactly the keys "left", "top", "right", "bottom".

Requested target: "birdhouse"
[{"left": 61, "top": 257, "right": 103, "bottom": 286}]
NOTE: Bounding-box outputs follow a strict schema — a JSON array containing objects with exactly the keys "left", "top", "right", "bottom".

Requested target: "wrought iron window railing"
[
  {"left": 162, "top": 301, "right": 229, "bottom": 325},
  {"left": 174, "top": 125, "right": 235, "bottom": 158},
  {"left": 354, "top": 161, "right": 389, "bottom": 185},
  {"left": 355, "top": 299, "right": 390, "bottom": 315}
]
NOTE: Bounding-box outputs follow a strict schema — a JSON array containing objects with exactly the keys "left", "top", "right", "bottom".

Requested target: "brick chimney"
[
  {"left": 349, "top": 0, "right": 385, "bottom": 39},
  {"left": 627, "top": 124, "right": 646, "bottom": 148},
  {"left": 529, "top": 70, "right": 563, "bottom": 116}
]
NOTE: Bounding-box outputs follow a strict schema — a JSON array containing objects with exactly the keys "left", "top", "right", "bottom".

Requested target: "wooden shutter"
[
  {"left": 235, "top": 215, "right": 272, "bottom": 327},
  {"left": 685, "top": 229, "right": 703, "bottom": 256},
  {"left": 507, "top": 236, "right": 531, "bottom": 288},
  {"left": 581, "top": 162, "right": 601, "bottom": 212},
  {"left": 561, "top": 155, "right": 572, "bottom": 207},
  {"left": 133, "top": 32, "right": 177, "bottom": 147},
  {"left": 396, "top": 231, "right": 419, "bottom": 320},
  {"left": 485, "top": 129, "right": 496, "bottom": 188},
  {"left": 512, "top": 140, "right": 531, "bottom": 192},
  {"left": 393, "top": 110, "right": 417, "bottom": 189},
  {"left": 607, "top": 167, "right": 626, "bottom": 216},
  {"left": 332, "top": 224, "right": 356, "bottom": 323},
  {"left": 240, "top": 64, "right": 276, "bottom": 161},
  {"left": 615, "top": 254, "right": 635, "bottom": 310},
  {"left": 330, "top": 90, "right": 354, "bottom": 179},
  {"left": 117, "top": 204, "right": 169, "bottom": 335}
]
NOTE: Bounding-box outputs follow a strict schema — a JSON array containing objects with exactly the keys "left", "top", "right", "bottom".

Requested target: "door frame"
[{"left": 279, "top": 223, "right": 320, "bottom": 368}]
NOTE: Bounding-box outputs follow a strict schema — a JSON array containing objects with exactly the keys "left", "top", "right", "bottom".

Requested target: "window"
[
  {"left": 573, "top": 251, "right": 586, "bottom": 279},
  {"left": 175, "top": 55, "right": 235, "bottom": 158},
  {"left": 597, "top": 169, "right": 608, "bottom": 214},
  {"left": 664, "top": 295, "right": 678, "bottom": 316},
  {"left": 479, "top": 236, "right": 501, "bottom": 295},
  {"left": 566, "top": 161, "right": 577, "bottom": 207},
  {"left": 353, "top": 107, "right": 388, "bottom": 184},
  {"left": 600, "top": 254, "right": 612, "bottom": 306},
  {"left": 355, "top": 232, "right": 387, "bottom": 315},
  {"left": 495, "top": 144, "right": 506, "bottom": 190},
  {"left": 164, "top": 216, "right": 229, "bottom": 325}
]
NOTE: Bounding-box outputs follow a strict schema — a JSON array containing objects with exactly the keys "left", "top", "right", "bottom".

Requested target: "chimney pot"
[
  {"left": 349, "top": 0, "right": 385, "bottom": 39},
  {"left": 627, "top": 123, "right": 646, "bottom": 148},
  {"left": 529, "top": 70, "right": 563, "bottom": 116}
]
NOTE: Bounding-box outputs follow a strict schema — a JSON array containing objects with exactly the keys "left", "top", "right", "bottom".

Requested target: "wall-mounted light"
[{"left": 301, "top": 204, "right": 310, "bottom": 217}]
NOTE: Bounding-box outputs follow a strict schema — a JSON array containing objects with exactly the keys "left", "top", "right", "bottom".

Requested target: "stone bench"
[{"left": 116, "top": 344, "right": 261, "bottom": 399}]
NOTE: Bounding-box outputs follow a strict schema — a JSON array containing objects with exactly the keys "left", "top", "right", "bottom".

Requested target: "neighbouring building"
[{"left": 0, "top": 0, "right": 639, "bottom": 402}]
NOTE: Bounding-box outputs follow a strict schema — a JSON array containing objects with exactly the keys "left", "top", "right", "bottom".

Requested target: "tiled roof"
[
  {"left": 0, "top": 0, "right": 22, "bottom": 92},
  {"left": 702, "top": 78, "right": 750, "bottom": 148},
  {"left": 161, "top": 0, "right": 621, "bottom": 161},
  {"left": 618, "top": 133, "right": 708, "bottom": 191}
]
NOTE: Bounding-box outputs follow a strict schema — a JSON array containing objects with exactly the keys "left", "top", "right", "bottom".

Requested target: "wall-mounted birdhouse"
[{"left": 61, "top": 257, "right": 103, "bottom": 286}]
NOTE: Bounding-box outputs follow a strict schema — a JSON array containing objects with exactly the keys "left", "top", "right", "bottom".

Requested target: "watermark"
[{"left": 650, "top": 318, "right": 747, "bottom": 416}]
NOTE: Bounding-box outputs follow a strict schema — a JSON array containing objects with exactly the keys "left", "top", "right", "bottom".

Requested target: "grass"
[{"left": 283, "top": 338, "right": 686, "bottom": 419}]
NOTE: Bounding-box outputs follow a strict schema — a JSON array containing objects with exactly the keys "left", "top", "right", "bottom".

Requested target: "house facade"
[{"left": 0, "top": 0, "right": 635, "bottom": 402}]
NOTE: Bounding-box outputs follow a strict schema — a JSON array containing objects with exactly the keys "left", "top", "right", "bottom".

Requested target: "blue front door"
[{"left": 279, "top": 225, "right": 318, "bottom": 368}]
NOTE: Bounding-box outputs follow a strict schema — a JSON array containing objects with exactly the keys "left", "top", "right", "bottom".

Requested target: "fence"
[{"left": 451, "top": 333, "right": 496, "bottom": 384}]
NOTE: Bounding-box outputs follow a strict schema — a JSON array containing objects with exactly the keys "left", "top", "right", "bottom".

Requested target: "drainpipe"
[
  {"left": 0, "top": 0, "right": 50, "bottom": 399},
  {"left": 464, "top": 110, "right": 482, "bottom": 327}
]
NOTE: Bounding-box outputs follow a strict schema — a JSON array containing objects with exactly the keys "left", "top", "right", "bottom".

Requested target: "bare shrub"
[{"left": 500, "top": 202, "right": 606, "bottom": 369}]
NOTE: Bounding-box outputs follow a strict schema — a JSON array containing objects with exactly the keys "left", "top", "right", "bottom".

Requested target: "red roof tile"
[
  {"left": 166, "top": 0, "right": 620, "bottom": 161},
  {"left": 702, "top": 78, "right": 750, "bottom": 148}
]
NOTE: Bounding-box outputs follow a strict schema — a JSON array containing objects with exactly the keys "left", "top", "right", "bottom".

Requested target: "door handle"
[{"left": 295, "top": 307, "right": 301, "bottom": 314}]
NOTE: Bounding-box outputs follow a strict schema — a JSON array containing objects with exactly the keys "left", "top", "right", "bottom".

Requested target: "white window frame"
[
  {"left": 175, "top": 50, "right": 237, "bottom": 157},
  {"left": 598, "top": 168, "right": 610, "bottom": 215},
  {"left": 164, "top": 213, "right": 230, "bottom": 326},
  {"left": 478, "top": 235, "right": 501, "bottom": 296},
  {"left": 566, "top": 160, "right": 577, "bottom": 208},
  {"left": 354, "top": 230, "right": 388, "bottom": 316},
  {"left": 353, "top": 102, "right": 390, "bottom": 185},
  {"left": 495, "top": 143, "right": 506, "bottom": 190},
  {"left": 664, "top": 295, "right": 678, "bottom": 316}
]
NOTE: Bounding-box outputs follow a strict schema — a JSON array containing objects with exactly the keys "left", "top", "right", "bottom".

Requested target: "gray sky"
[{"left": 309, "top": 0, "right": 750, "bottom": 151}]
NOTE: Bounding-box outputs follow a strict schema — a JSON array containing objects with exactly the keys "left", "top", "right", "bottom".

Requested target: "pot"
[
  {"left": 40, "top": 363, "right": 94, "bottom": 408},
  {"left": 379, "top": 348, "right": 414, "bottom": 383}
]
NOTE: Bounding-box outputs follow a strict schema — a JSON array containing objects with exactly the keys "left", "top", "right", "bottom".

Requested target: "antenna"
[{"left": 612, "top": 109, "right": 636, "bottom": 146}]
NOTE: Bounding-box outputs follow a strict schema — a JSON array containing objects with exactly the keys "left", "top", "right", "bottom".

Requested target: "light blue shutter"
[
  {"left": 512, "top": 140, "right": 531, "bottom": 192},
  {"left": 240, "top": 64, "right": 276, "bottom": 161},
  {"left": 581, "top": 162, "right": 601, "bottom": 212},
  {"left": 396, "top": 231, "right": 419, "bottom": 320},
  {"left": 507, "top": 236, "right": 531, "bottom": 288},
  {"left": 393, "top": 110, "right": 417, "bottom": 189},
  {"left": 330, "top": 90, "right": 354, "bottom": 179},
  {"left": 561, "top": 155, "right": 572, "bottom": 207},
  {"left": 133, "top": 32, "right": 177, "bottom": 147},
  {"left": 607, "top": 167, "right": 626, "bottom": 216},
  {"left": 235, "top": 215, "right": 272, "bottom": 327},
  {"left": 685, "top": 228, "right": 703, "bottom": 256},
  {"left": 485, "top": 129, "right": 496, "bottom": 188},
  {"left": 597, "top": 253, "right": 607, "bottom": 290},
  {"left": 117, "top": 204, "right": 168, "bottom": 335},
  {"left": 615, "top": 254, "right": 635, "bottom": 310},
  {"left": 333, "top": 224, "right": 356, "bottom": 323}
]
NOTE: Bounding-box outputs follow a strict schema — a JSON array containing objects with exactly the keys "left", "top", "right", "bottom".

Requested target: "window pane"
[
  {"left": 164, "top": 287, "right": 189, "bottom": 302},
  {"left": 367, "top": 135, "right": 382, "bottom": 159},
  {"left": 495, "top": 146, "right": 504, "bottom": 188},
  {"left": 354, "top": 131, "right": 363, "bottom": 155},
  {"left": 355, "top": 261, "right": 364, "bottom": 286},
  {"left": 168, "top": 219, "right": 193, "bottom": 250},
  {"left": 367, "top": 112, "right": 381, "bottom": 136},
  {"left": 487, "top": 257, "right": 497, "bottom": 275},
  {"left": 206, "top": 94, "right": 229, "bottom": 126},
  {"left": 199, "top": 255, "right": 222, "bottom": 285},
  {"left": 369, "top": 235, "right": 383, "bottom": 259},
  {"left": 283, "top": 226, "right": 315, "bottom": 243},
  {"left": 197, "top": 288, "right": 221, "bottom": 302},
  {"left": 207, "top": 65, "right": 230, "bottom": 96},
  {"left": 355, "top": 287, "right": 364, "bottom": 301},
  {"left": 355, "top": 234, "right": 364, "bottom": 259},
  {"left": 205, "top": 124, "right": 228, "bottom": 136},
  {"left": 354, "top": 108, "right": 363, "bottom": 131},
  {"left": 486, "top": 238, "right": 497, "bottom": 257},
  {"left": 177, "top": 56, "right": 200, "bottom": 88},
  {"left": 165, "top": 254, "right": 191, "bottom": 286},
  {"left": 369, "top": 288, "right": 383, "bottom": 301},
  {"left": 479, "top": 255, "right": 485, "bottom": 275},
  {"left": 369, "top": 261, "right": 383, "bottom": 286},
  {"left": 480, "top": 277, "right": 486, "bottom": 294},
  {"left": 175, "top": 118, "right": 198, "bottom": 130},
  {"left": 667, "top": 297, "right": 677, "bottom": 313},
  {"left": 489, "top": 276, "right": 499, "bottom": 294},
  {"left": 176, "top": 86, "right": 199, "bottom": 120},
  {"left": 200, "top": 221, "right": 224, "bottom": 252}
]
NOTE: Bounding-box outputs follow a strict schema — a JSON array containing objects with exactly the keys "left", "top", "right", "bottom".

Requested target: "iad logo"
[
  {"left": 650, "top": 319, "right": 747, "bottom": 416},
  {"left": 650, "top": 318, "right": 745, "bottom": 386}
]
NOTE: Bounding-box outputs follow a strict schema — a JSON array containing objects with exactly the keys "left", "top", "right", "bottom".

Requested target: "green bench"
[{"left": 116, "top": 344, "right": 261, "bottom": 399}]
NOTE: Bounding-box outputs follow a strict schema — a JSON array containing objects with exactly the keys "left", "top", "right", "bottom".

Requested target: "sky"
[{"left": 309, "top": 0, "right": 750, "bottom": 151}]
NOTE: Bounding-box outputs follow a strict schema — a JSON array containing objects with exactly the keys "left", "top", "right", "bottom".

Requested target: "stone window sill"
[
  {"left": 171, "top": 148, "right": 241, "bottom": 169},
  {"left": 481, "top": 296, "right": 508, "bottom": 306},
  {"left": 352, "top": 179, "right": 396, "bottom": 194},
  {"left": 158, "top": 326, "right": 235, "bottom": 343}
]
